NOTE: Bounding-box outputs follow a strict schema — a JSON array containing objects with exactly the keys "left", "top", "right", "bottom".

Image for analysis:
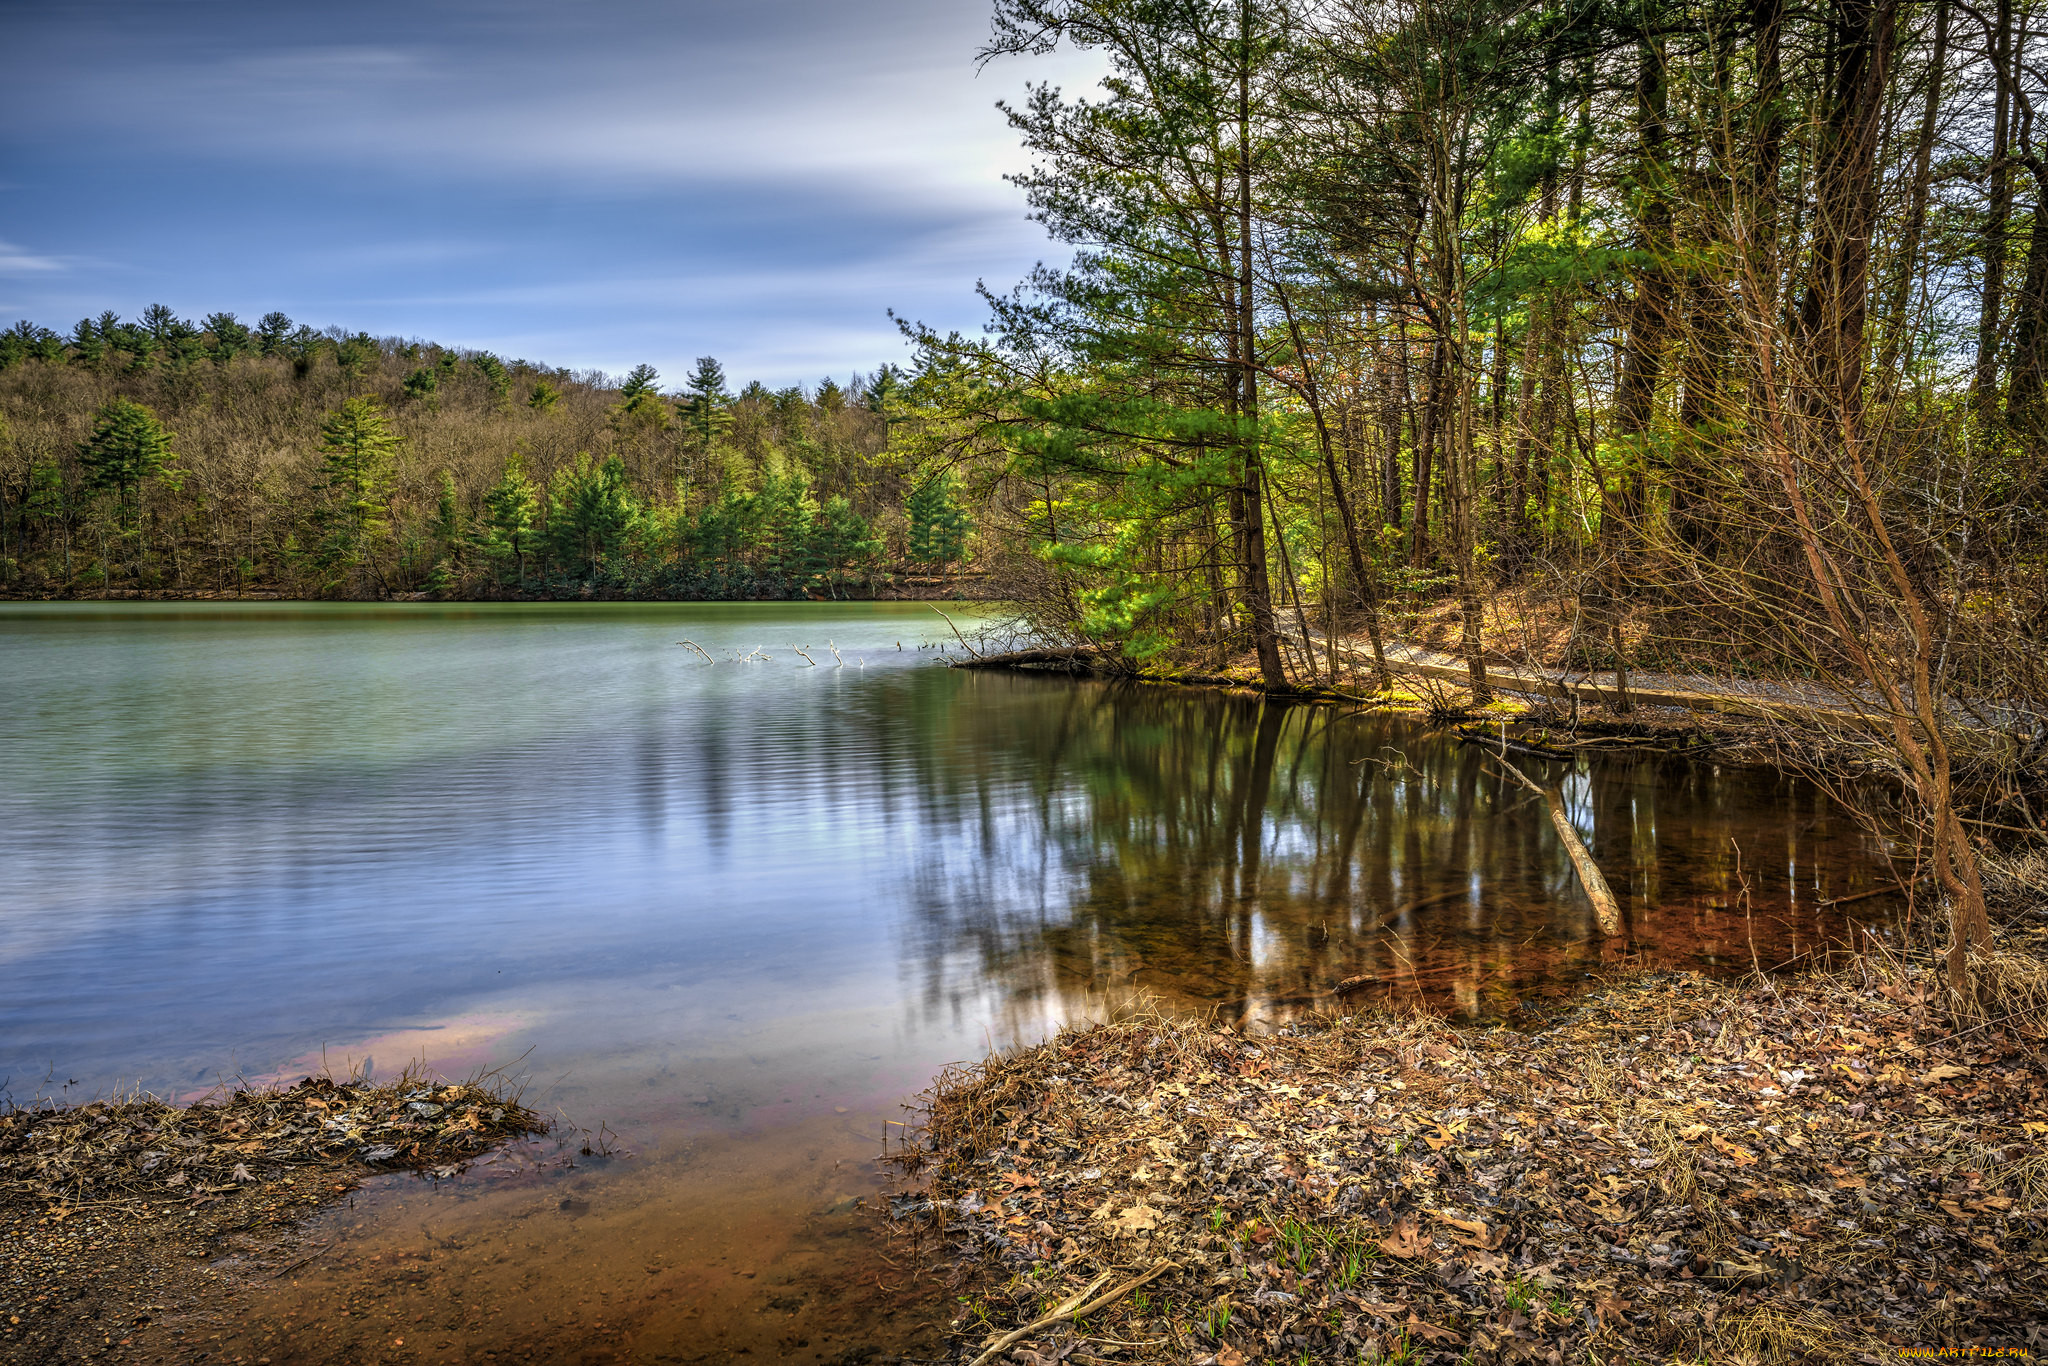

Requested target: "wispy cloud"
[
  {"left": 0, "top": 239, "right": 67, "bottom": 275},
  {"left": 0, "top": 0, "right": 1101, "bottom": 383}
]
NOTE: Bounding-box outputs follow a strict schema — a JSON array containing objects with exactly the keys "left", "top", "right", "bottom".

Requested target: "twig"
[
  {"left": 967, "top": 1262, "right": 1178, "bottom": 1366},
  {"left": 271, "top": 1240, "right": 333, "bottom": 1278},
  {"left": 675, "top": 639, "right": 713, "bottom": 664},
  {"left": 1817, "top": 884, "right": 1912, "bottom": 907}
]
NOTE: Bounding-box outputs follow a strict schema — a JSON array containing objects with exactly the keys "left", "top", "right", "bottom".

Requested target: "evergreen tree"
[
  {"left": 680, "top": 356, "right": 733, "bottom": 446},
  {"left": 335, "top": 333, "right": 379, "bottom": 384},
  {"left": 475, "top": 454, "right": 539, "bottom": 585},
  {"left": 615, "top": 364, "right": 668, "bottom": 427},
  {"left": 906, "top": 472, "right": 969, "bottom": 569},
  {"left": 202, "top": 312, "right": 252, "bottom": 363},
  {"left": 317, "top": 397, "right": 399, "bottom": 552},
  {"left": 471, "top": 351, "right": 510, "bottom": 399},
  {"left": 141, "top": 304, "right": 187, "bottom": 347},
  {"left": 69, "top": 318, "right": 107, "bottom": 365},
  {"left": 548, "top": 454, "right": 637, "bottom": 579},
  {"left": 528, "top": 380, "right": 562, "bottom": 412},
  {"left": 812, "top": 495, "right": 880, "bottom": 577},
  {"left": 78, "top": 397, "right": 180, "bottom": 532},
  {"left": 619, "top": 364, "right": 661, "bottom": 402},
  {"left": 256, "top": 312, "right": 294, "bottom": 354},
  {"left": 865, "top": 363, "right": 903, "bottom": 414},
  {"left": 403, "top": 366, "right": 440, "bottom": 401}
]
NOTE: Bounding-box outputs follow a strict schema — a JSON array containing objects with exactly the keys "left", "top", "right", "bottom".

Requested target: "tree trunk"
[
  {"left": 1236, "top": 18, "right": 1285, "bottom": 690},
  {"left": 1974, "top": 0, "right": 2014, "bottom": 420},
  {"left": 1879, "top": 0, "right": 1949, "bottom": 375}
]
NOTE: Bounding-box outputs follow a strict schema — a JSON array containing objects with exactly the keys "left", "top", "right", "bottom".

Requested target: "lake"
[{"left": 0, "top": 602, "right": 1892, "bottom": 1361}]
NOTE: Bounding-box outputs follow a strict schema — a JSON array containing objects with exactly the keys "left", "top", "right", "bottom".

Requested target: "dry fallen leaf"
[
  {"left": 1377, "top": 1214, "right": 1433, "bottom": 1259},
  {"left": 1710, "top": 1134, "right": 1758, "bottom": 1166},
  {"left": 1112, "top": 1203, "right": 1160, "bottom": 1234},
  {"left": 1917, "top": 1064, "right": 1970, "bottom": 1085},
  {"left": 1404, "top": 1315, "right": 1460, "bottom": 1344}
]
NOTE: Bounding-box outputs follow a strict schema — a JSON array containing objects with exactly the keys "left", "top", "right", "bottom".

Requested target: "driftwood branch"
[
  {"left": 967, "top": 1261, "right": 1179, "bottom": 1366},
  {"left": 929, "top": 604, "right": 984, "bottom": 660}
]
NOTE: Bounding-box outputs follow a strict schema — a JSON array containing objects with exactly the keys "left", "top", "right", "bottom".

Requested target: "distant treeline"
[{"left": 0, "top": 309, "right": 971, "bottom": 599}]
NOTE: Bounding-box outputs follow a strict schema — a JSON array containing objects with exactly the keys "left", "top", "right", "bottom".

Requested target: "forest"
[
  {"left": 0, "top": 314, "right": 971, "bottom": 600},
  {"left": 870, "top": 0, "right": 2042, "bottom": 989}
]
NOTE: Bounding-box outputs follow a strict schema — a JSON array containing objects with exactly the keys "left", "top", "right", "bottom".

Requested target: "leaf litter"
[
  {"left": 1, "top": 1062, "right": 547, "bottom": 1206},
  {"left": 0, "top": 1061, "right": 548, "bottom": 1362},
  {"left": 891, "top": 949, "right": 2048, "bottom": 1364}
]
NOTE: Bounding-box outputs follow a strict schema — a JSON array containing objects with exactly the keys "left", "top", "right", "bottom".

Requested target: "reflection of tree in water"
[{"left": 893, "top": 677, "right": 1890, "bottom": 1043}]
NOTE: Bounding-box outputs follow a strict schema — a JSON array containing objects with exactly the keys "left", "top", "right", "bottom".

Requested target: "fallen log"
[
  {"left": 952, "top": 645, "right": 1107, "bottom": 672},
  {"left": 1455, "top": 727, "right": 1574, "bottom": 761}
]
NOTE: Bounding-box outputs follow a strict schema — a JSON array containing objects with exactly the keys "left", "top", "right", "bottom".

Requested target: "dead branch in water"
[
  {"left": 928, "top": 603, "right": 985, "bottom": 660},
  {"left": 1488, "top": 749, "right": 1624, "bottom": 937}
]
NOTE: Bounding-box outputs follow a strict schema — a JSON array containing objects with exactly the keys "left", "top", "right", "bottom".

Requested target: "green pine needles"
[
  {"left": 78, "top": 398, "right": 181, "bottom": 529},
  {"left": 317, "top": 396, "right": 399, "bottom": 567}
]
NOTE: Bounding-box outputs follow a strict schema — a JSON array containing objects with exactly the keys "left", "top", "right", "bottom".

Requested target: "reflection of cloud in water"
[
  {"left": 891, "top": 683, "right": 1893, "bottom": 1039},
  {"left": 238, "top": 1011, "right": 541, "bottom": 1100}
]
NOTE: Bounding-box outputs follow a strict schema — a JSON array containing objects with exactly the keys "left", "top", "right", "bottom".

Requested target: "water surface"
[{"left": 0, "top": 602, "right": 1892, "bottom": 1361}]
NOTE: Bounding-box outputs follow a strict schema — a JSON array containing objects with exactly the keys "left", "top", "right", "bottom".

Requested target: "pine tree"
[
  {"left": 317, "top": 397, "right": 398, "bottom": 556},
  {"left": 471, "top": 352, "right": 510, "bottom": 399},
  {"left": 256, "top": 312, "right": 294, "bottom": 354},
  {"left": 812, "top": 495, "right": 880, "bottom": 577},
  {"left": 614, "top": 364, "right": 668, "bottom": 428},
  {"left": 202, "top": 312, "right": 252, "bottom": 363},
  {"left": 548, "top": 454, "right": 637, "bottom": 579},
  {"left": 475, "top": 455, "right": 538, "bottom": 585},
  {"left": 69, "top": 318, "right": 107, "bottom": 366},
  {"left": 528, "top": 380, "right": 562, "bottom": 412},
  {"left": 680, "top": 356, "right": 733, "bottom": 446},
  {"left": 78, "top": 398, "right": 180, "bottom": 532},
  {"left": 906, "top": 472, "right": 969, "bottom": 569}
]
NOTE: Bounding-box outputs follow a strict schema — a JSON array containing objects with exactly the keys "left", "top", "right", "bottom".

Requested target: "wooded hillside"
[{"left": 0, "top": 318, "right": 971, "bottom": 599}]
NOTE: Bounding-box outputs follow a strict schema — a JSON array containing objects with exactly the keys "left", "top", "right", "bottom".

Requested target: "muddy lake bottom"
[{"left": 0, "top": 603, "right": 1907, "bottom": 1363}]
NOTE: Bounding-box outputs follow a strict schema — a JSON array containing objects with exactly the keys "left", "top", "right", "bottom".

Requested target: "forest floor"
[
  {"left": 0, "top": 1070, "right": 546, "bottom": 1364},
  {"left": 896, "top": 873, "right": 2048, "bottom": 1366}
]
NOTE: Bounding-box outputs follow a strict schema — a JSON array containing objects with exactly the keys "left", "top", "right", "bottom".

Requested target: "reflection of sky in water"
[{"left": 1, "top": 603, "right": 1892, "bottom": 1129}]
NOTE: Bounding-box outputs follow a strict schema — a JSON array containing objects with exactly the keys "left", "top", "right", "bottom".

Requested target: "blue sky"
[{"left": 0, "top": 0, "right": 1100, "bottom": 389}]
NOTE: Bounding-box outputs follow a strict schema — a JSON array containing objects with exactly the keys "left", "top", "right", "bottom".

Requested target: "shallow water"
[{"left": 0, "top": 602, "right": 1893, "bottom": 1362}]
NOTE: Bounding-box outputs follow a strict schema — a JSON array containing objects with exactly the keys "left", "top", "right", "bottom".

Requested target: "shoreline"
[
  {"left": 897, "top": 940, "right": 2048, "bottom": 1364},
  {"left": 0, "top": 1071, "right": 547, "bottom": 1363},
  {"left": 0, "top": 578, "right": 1001, "bottom": 606}
]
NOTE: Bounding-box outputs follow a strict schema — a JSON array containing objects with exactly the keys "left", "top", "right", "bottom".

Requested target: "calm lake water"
[{"left": 0, "top": 602, "right": 1892, "bottom": 1362}]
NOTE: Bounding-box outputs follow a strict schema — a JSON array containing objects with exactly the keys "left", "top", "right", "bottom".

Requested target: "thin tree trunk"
[
  {"left": 1975, "top": 0, "right": 2014, "bottom": 419},
  {"left": 1236, "top": 11, "right": 1284, "bottom": 690},
  {"left": 1880, "top": 0, "right": 1949, "bottom": 374}
]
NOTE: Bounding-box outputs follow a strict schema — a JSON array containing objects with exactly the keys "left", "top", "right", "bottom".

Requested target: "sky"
[{"left": 0, "top": 0, "right": 1101, "bottom": 389}]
